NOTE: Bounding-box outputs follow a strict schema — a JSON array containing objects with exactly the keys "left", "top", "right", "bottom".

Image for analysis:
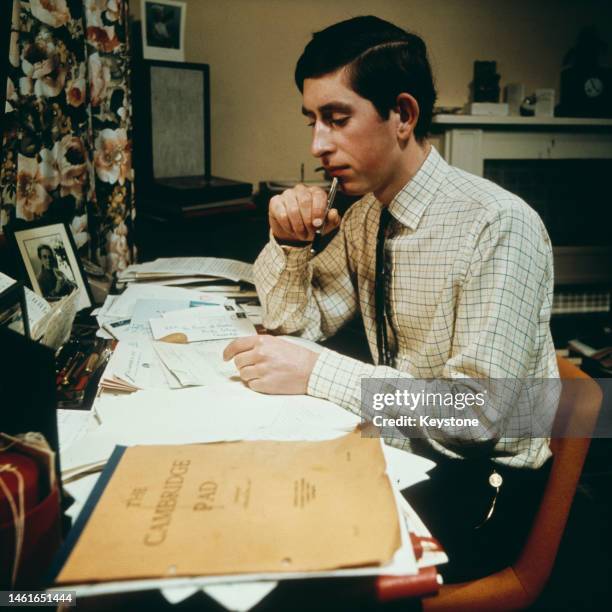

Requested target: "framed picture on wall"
[
  {"left": 141, "top": 0, "right": 186, "bottom": 62},
  {"left": 11, "top": 222, "right": 93, "bottom": 311}
]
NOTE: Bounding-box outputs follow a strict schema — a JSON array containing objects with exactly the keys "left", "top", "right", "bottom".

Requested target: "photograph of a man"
[{"left": 36, "top": 243, "right": 77, "bottom": 300}]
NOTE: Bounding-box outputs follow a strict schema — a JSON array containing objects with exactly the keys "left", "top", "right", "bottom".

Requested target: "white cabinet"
[{"left": 431, "top": 115, "right": 612, "bottom": 176}]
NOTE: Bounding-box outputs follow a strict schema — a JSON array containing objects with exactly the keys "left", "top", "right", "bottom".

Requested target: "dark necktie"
[{"left": 375, "top": 207, "right": 392, "bottom": 366}]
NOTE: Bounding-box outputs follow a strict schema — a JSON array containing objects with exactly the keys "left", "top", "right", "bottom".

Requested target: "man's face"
[
  {"left": 302, "top": 69, "right": 402, "bottom": 201},
  {"left": 40, "top": 248, "right": 54, "bottom": 269}
]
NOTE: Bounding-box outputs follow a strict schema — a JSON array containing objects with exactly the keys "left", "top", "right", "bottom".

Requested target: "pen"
[
  {"left": 310, "top": 177, "right": 339, "bottom": 255},
  {"left": 56, "top": 350, "right": 80, "bottom": 385},
  {"left": 71, "top": 352, "right": 99, "bottom": 383},
  {"left": 62, "top": 351, "right": 84, "bottom": 386}
]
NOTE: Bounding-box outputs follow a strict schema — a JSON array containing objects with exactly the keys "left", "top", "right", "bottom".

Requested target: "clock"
[
  {"left": 584, "top": 77, "right": 603, "bottom": 98},
  {"left": 558, "top": 66, "right": 612, "bottom": 118},
  {"left": 557, "top": 27, "right": 612, "bottom": 118}
]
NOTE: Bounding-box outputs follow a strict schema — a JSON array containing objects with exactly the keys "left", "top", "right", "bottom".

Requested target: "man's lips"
[{"left": 325, "top": 165, "right": 350, "bottom": 177}]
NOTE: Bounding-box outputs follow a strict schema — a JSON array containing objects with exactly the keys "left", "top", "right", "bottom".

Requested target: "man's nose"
[{"left": 310, "top": 122, "right": 335, "bottom": 158}]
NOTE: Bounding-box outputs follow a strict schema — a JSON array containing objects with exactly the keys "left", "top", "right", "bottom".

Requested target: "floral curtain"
[{"left": 1, "top": 0, "right": 135, "bottom": 274}]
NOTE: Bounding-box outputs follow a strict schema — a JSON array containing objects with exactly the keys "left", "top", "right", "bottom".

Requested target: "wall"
[{"left": 131, "top": 0, "right": 612, "bottom": 185}]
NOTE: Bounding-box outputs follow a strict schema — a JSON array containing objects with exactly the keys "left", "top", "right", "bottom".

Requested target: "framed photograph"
[
  {"left": 0, "top": 280, "right": 30, "bottom": 339},
  {"left": 141, "top": 0, "right": 186, "bottom": 62},
  {"left": 12, "top": 222, "right": 93, "bottom": 311}
]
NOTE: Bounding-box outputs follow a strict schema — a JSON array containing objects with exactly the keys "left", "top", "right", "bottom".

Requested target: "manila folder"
[{"left": 56, "top": 429, "right": 401, "bottom": 583}]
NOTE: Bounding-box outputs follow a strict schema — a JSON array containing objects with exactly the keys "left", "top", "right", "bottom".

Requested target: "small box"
[
  {"left": 535, "top": 89, "right": 555, "bottom": 117},
  {"left": 467, "top": 102, "right": 509, "bottom": 116},
  {"left": 504, "top": 83, "right": 525, "bottom": 115}
]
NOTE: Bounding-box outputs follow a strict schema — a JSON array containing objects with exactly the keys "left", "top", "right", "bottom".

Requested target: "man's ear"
[{"left": 395, "top": 93, "right": 420, "bottom": 142}]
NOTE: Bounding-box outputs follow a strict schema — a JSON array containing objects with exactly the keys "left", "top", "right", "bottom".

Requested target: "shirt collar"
[{"left": 386, "top": 145, "right": 448, "bottom": 230}]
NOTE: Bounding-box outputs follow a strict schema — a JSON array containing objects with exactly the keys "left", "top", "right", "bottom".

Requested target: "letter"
[
  {"left": 373, "top": 414, "right": 383, "bottom": 426},
  {"left": 373, "top": 393, "right": 384, "bottom": 411},
  {"left": 384, "top": 392, "right": 395, "bottom": 406},
  {"left": 144, "top": 529, "right": 166, "bottom": 546},
  {"left": 455, "top": 393, "right": 465, "bottom": 410}
]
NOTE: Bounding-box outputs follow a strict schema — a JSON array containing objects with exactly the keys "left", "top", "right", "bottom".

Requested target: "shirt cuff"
[
  {"left": 268, "top": 231, "right": 313, "bottom": 270},
  {"left": 307, "top": 347, "right": 377, "bottom": 414}
]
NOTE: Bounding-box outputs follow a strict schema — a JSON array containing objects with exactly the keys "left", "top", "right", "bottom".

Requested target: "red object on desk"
[
  {"left": 375, "top": 566, "right": 440, "bottom": 601},
  {"left": 0, "top": 453, "right": 61, "bottom": 588},
  {"left": 0, "top": 453, "right": 41, "bottom": 523}
]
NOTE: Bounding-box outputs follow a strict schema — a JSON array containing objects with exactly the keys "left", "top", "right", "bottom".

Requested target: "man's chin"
[{"left": 338, "top": 178, "right": 368, "bottom": 197}]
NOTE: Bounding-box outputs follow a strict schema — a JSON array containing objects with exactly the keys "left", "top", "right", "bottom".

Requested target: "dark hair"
[
  {"left": 37, "top": 244, "right": 56, "bottom": 265},
  {"left": 295, "top": 16, "right": 437, "bottom": 140}
]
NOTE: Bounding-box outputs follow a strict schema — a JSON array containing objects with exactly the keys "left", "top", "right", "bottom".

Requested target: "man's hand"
[
  {"left": 223, "top": 335, "right": 319, "bottom": 395},
  {"left": 269, "top": 184, "right": 341, "bottom": 243}
]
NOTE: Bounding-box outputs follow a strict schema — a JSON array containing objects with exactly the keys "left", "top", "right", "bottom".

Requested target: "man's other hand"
[
  {"left": 269, "top": 184, "right": 341, "bottom": 243},
  {"left": 223, "top": 335, "right": 319, "bottom": 395}
]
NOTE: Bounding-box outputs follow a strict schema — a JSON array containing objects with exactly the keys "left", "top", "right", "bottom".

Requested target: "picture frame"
[
  {"left": 141, "top": 0, "right": 186, "bottom": 62},
  {"left": 11, "top": 222, "right": 93, "bottom": 311},
  {"left": 0, "top": 279, "right": 30, "bottom": 339},
  {"left": 133, "top": 60, "right": 211, "bottom": 184}
]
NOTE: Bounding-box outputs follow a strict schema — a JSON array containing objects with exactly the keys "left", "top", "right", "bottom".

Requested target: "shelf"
[{"left": 432, "top": 114, "right": 612, "bottom": 127}]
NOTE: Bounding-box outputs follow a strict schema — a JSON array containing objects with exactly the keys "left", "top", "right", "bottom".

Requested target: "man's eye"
[
  {"left": 306, "top": 121, "right": 315, "bottom": 127},
  {"left": 330, "top": 117, "right": 349, "bottom": 127}
]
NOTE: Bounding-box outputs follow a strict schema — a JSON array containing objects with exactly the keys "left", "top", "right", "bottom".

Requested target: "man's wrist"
[{"left": 274, "top": 236, "right": 312, "bottom": 248}]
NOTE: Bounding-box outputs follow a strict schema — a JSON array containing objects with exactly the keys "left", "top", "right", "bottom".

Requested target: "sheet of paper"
[
  {"left": 153, "top": 340, "right": 238, "bottom": 387},
  {"left": 122, "top": 298, "right": 221, "bottom": 340},
  {"left": 201, "top": 582, "right": 278, "bottom": 611},
  {"left": 151, "top": 312, "right": 256, "bottom": 342},
  {"left": 57, "top": 409, "right": 96, "bottom": 451},
  {"left": 56, "top": 431, "right": 401, "bottom": 584},
  {"left": 102, "top": 339, "right": 181, "bottom": 391},
  {"left": 383, "top": 445, "right": 435, "bottom": 491},
  {"left": 105, "top": 285, "right": 223, "bottom": 319}
]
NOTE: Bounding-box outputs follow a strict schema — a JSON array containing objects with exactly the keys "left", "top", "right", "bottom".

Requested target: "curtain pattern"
[{"left": 1, "top": 0, "right": 135, "bottom": 273}]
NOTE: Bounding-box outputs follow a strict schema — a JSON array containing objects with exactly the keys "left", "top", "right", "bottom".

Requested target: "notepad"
[{"left": 54, "top": 430, "right": 401, "bottom": 584}]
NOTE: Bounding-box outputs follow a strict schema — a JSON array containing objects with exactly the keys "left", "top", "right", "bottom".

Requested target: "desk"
[{"left": 56, "top": 321, "right": 440, "bottom": 610}]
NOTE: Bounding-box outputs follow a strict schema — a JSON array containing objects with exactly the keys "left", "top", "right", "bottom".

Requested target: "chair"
[{"left": 420, "top": 357, "right": 603, "bottom": 611}]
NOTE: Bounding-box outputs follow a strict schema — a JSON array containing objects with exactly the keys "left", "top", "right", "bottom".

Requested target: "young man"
[
  {"left": 224, "top": 16, "right": 558, "bottom": 580},
  {"left": 37, "top": 244, "right": 76, "bottom": 299}
]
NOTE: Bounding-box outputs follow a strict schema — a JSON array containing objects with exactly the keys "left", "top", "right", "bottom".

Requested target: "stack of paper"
[
  {"left": 90, "top": 276, "right": 262, "bottom": 394},
  {"left": 98, "top": 338, "right": 239, "bottom": 393},
  {"left": 117, "top": 257, "right": 255, "bottom": 292}
]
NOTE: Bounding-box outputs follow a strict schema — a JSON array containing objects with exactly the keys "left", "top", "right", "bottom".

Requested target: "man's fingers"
[
  {"left": 223, "top": 335, "right": 259, "bottom": 361},
  {"left": 247, "top": 378, "right": 267, "bottom": 394},
  {"left": 234, "top": 349, "right": 259, "bottom": 370},
  {"left": 237, "top": 364, "right": 261, "bottom": 382},
  {"left": 311, "top": 188, "right": 328, "bottom": 228},
  {"left": 322, "top": 209, "right": 341, "bottom": 235},
  {"left": 284, "top": 191, "right": 308, "bottom": 240},
  {"left": 269, "top": 195, "right": 293, "bottom": 237},
  {"left": 294, "top": 184, "right": 313, "bottom": 229}
]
